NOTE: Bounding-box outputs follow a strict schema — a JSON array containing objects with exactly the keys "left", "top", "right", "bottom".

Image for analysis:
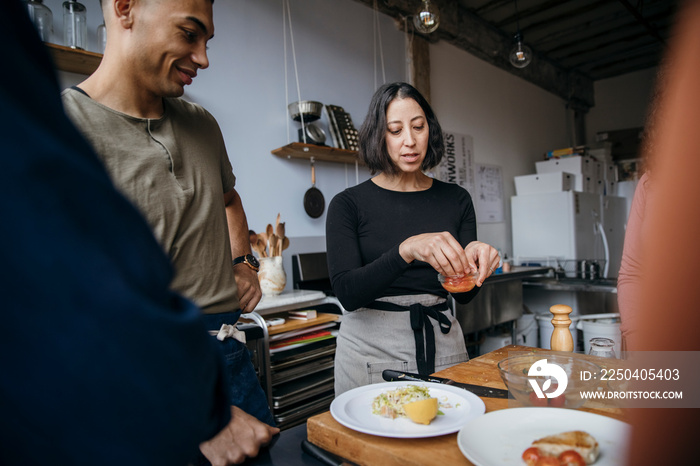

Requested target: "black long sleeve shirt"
[{"left": 326, "top": 179, "right": 481, "bottom": 311}]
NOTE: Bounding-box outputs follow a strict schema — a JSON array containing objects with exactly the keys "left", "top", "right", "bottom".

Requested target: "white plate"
[
  {"left": 330, "top": 381, "right": 485, "bottom": 438},
  {"left": 457, "top": 407, "right": 631, "bottom": 466}
]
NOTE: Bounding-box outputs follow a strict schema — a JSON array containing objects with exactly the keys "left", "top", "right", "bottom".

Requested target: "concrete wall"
[{"left": 586, "top": 67, "right": 658, "bottom": 143}]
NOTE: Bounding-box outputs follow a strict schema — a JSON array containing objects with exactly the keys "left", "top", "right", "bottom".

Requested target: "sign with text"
[{"left": 433, "top": 131, "right": 476, "bottom": 195}]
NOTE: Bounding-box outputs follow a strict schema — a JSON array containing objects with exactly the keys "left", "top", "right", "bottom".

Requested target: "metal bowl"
[{"left": 288, "top": 100, "right": 323, "bottom": 122}]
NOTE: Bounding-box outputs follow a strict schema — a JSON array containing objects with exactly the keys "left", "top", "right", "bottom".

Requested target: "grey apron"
[{"left": 334, "top": 294, "right": 468, "bottom": 396}]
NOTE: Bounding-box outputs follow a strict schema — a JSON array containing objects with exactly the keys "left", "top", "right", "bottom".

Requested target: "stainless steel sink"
[{"left": 522, "top": 276, "right": 619, "bottom": 318}]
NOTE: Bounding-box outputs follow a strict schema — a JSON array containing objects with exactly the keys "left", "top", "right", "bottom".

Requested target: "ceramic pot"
[{"left": 258, "top": 256, "right": 286, "bottom": 296}]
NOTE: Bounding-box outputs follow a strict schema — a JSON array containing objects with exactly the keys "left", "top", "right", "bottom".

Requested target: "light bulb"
[
  {"left": 414, "top": 0, "right": 439, "bottom": 34},
  {"left": 509, "top": 34, "right": 532, "bottom": 68}
]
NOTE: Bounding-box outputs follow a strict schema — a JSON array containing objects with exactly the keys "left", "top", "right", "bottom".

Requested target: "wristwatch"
[{"left": 232, "top": 254, "right": 260, "bottom": 272}]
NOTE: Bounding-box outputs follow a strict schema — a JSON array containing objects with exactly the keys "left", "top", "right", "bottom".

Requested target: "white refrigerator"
[{"left": 511, "top": 191, "right": 627, "bottom": 278}]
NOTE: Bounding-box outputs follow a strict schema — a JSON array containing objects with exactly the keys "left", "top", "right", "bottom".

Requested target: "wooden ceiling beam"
[
  {"left": 350, "top": 0, "right": 594, "bottom": 107},
  {"left": 494, "top": 0, "right": 580, "bottom": 29},
  {"left": 617, "top": 0, "right": 667, "bottom": 45},
  {"left": 540, "top": 12, "right": 671, "bottom": 56}
]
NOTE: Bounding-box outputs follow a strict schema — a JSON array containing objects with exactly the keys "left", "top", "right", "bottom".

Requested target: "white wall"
[
  {"left": 51, "top": 0, "right": 402, "bottom": 241},
  {"left": 430, "top": 41, "right": 569, "bottom": 256},
  {"left": 44, "top": 0, "right": 656, "bottom": 282}
]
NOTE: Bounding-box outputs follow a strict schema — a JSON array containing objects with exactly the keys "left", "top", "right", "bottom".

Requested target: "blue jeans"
[{"left": 203, "top": 312, "right": 275, "bottom": 427}]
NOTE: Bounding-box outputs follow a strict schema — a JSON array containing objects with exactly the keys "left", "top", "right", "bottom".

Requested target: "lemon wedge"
[{"left": 403, "top": 397, "right": 438, "bottom": 425}]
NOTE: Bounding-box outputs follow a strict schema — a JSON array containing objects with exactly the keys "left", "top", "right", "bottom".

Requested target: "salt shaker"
[
  {"left": 25, "top": 0, "right": 53, "bottom": 42},
  {"left": 63, "top": 1, "right": 87, "bottom": 50},
  {"left": 588, "top": 337, "right": 616, "bottom": 358}
]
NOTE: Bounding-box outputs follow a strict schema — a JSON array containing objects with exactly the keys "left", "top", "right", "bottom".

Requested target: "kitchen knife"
[
  {"left": 382, "top": 369, "right": 510, "bottom": 399},
  {"left": 301, "top": 440, "right": 356, "bottom": 466}
]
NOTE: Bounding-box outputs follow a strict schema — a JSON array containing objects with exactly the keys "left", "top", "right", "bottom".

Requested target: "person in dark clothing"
[
  {"left": 0, "top": 2, "right": 270, "bottom": 464},
  {"left": 326, "top": 82, "right": 500, "bottom": 395}
]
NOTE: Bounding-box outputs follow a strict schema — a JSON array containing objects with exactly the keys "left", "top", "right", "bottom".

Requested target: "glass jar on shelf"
[
  {"left": 63, "top": 1, "right": 87, "bottom": 50},
  {"left": 97, "top": 22, "right": 106, "bottom": 54},
  {"left": 25, "top": 0, "right": 53, "bottom": 43}
]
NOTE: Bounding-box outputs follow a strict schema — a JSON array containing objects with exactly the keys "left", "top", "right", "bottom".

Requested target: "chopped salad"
[{"left": 372, "top": 385, "right": 447, "bottom": 419}]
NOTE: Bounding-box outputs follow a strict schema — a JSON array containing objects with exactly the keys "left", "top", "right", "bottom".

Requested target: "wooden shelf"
[
  {"left": 238, "top": 311, "right": 339, "bottom": 336},
  {"left": 272, "top": 142, "right": 362, "bottom": 165},
  {"left": 46, "top": 43, "right": 102, "bottom": 75}
]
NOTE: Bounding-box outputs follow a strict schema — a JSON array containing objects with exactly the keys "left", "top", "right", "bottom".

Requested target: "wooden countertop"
[{"left": 306, "top": 345, "right": 626, "bottom": 465}]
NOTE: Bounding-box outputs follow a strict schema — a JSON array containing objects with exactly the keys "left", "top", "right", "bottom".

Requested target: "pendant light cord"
[
  {"left": 373, "top": 0, "right": 386, "bottom": 88},
  {"left": 283, "top": 0, "right": 306, "bottom": 144},
  {"left": 283, "top": 1, "right": 289, "bottom": 143}
]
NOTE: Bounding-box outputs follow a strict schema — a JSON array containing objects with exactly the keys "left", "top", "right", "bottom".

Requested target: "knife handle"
[{"left": 382, "top": 369, "right": 449, "bottom": 384}]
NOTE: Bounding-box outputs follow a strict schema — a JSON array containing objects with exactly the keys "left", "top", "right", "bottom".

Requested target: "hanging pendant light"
[
  {"left": 509, "top": 0, "right": 532, "bottom": 68},
  {"left": 510, "top": 32, "right": 532, "bottom": 68},
  {"left": 414, "top": 0, "right": 439, "bottom": 34}
]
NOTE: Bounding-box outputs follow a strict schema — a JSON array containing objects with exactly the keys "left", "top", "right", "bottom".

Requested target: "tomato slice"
[
  {"left": 534, "top": 457, "right": 560, "bottom": 466},
  {"left": 548, "top": 393, "right": 566, "bottom": 407},
  {"left": 558, "top": 450, "right": 586, "bottom": 466},
  {"left": 528, "top": 391, "right": 548, "bottom": 407},
  {"left": 522, "top": 447, "right": 541, "bottom": 466}
]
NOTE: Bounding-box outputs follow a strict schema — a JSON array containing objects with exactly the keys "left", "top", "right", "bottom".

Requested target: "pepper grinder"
[
  {"left": 63, "top": 1, "right": 87, "bottom": 50},
  {"left": 549, "top": 304, "right": 574, "bottom": 352}
]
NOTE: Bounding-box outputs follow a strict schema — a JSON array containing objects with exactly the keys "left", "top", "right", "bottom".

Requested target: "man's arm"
[
  {"left": 224, "top": 188, "right": 262, "bottom": 312},
  {"left": 199, "top": 406, "right": 280, "bottom": 465}
]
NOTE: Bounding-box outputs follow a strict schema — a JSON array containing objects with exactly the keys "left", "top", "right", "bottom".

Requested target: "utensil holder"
[{"left": 258, "top": 256, "right": 286, "bottom": 296}]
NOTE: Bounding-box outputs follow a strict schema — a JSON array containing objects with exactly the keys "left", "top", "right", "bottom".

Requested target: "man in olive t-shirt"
[{"left": 61, "top": 0, "right": 278, "bottom": 464}]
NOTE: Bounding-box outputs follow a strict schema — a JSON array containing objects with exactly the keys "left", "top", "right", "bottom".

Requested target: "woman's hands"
[
  {"left": 399, "top": 232, "right": 471, "bottom": 277},
  {"left": 399, "top": 233, "right": 500, "bottom": 286},
  {"left": 465, "top": 241, "right": 501, "bottom": 286}
]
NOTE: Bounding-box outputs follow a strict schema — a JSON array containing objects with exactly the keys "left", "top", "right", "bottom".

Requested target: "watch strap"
[{"left": 232, "top": 254, "right": 259, "bottom": 271}]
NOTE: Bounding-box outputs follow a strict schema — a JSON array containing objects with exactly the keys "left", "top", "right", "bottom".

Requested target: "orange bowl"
[{"left": 437, "top": 272, "right": 478, "bottom": 293}]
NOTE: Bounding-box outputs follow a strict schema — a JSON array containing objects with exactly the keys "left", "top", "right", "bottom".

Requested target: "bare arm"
[{"left": 224, "top": 188, "right": 262, "bottom": 312}]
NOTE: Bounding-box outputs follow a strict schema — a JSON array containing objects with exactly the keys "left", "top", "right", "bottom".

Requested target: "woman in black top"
[{"left": 326, "top": 82, "right": 500, "bottom": 395}]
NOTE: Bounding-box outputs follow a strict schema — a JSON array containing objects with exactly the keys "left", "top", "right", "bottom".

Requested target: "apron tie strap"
[{"left": 368, "top": 300, "right": 451, "bottom": 375}]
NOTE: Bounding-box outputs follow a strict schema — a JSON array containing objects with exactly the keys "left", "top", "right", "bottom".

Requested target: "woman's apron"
[{"left": 334, "top": 294, "right": 468, "bottom": 396}]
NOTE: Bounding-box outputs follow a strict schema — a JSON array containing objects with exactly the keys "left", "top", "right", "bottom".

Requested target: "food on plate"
[
  {"left": 522, "top": 447, "right": 542, "bottom": 464},
  {"left": 438, "top": 272, "right": 478, "bottom": 293},
  {"left": 403, "top": 397, "right": 438, "bottom": 425},
  {"left": 557, "top": 450, "right": 587, "bottom": 466},
  {"left": 535, "top": 457, "right": 560, "bottom": 466},
  {"left": 522, "top": 430, "right": 599, "bottom": 465},
  {"left": 371, "top": 385, "right": 441, "bottom": 424},
  {"left": 533, "top": 431, "right": 599, "bottom": 464}
]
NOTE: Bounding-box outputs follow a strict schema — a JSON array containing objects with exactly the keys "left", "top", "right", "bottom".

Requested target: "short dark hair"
[{"left": 358, "top": 82, "right": 444, "bottom": 175}]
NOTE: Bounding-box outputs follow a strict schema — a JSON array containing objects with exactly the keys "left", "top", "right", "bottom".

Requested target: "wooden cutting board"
[
  {"left": 307, "top": 413, "right": 471, "bottom": 466},
  {"left": 306, "top": 350, "right": 513, "bottom": 466}
]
